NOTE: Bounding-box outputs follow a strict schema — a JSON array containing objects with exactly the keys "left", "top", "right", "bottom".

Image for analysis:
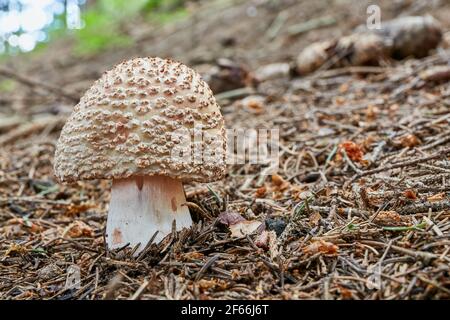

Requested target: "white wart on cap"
[{"left": 54, "top": 57, "right": 227, "bottom": 253}]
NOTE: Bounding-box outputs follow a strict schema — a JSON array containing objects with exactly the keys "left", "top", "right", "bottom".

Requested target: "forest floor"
[{"left": 1, "top": 0, "right": 450, "bottom": 299}]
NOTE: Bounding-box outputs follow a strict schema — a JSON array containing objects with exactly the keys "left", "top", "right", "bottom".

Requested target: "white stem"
[{"left": 106, "top": 175, "right": 192, "bottom": 254}]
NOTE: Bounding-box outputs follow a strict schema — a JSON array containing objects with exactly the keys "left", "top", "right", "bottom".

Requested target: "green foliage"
[
  {"left": 100, "top": 0, "right": 149, "bottom": 17},
  {"left": 74, "top": 10, "right": 132, "bottom": 56},
  {"left": 143, "top": 0, "right": 188, "bottom": 25},
  {"left": 148, "top": 8, "right": 188, "bottom": 24},
  {"left": 144, "top": 0, "right": 185, "bottom": 12},
  {"left": 73, "top": 0, "right": 187, "bottom": 56},
  {"left": 73, "top": 0, "right": 149, "bottom": 56},
  {"left": 0, "top": 79, "right": 15, "bottom": 92},
  {"left": 0, "top": 0, "right": 189, "bottom": 58}
]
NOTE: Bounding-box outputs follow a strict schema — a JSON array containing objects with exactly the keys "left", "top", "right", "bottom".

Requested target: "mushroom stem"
[{"left": 106, "top": 175, "right": 192, "bottom": 254}]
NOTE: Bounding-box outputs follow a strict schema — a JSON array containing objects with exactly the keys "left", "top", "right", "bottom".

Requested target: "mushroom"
[{"left": 54, "top": 57, "right": 227, "bottom": 254}]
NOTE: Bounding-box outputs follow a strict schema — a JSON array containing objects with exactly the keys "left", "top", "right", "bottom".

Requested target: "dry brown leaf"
[
  {"left": 400, "top": 134, "right": 421, "bottom": 148},
  {"left": 241, "top": 95, "right": 265, "bottom": 114},
  {"left": 217, "top": 211, "right": 245, "bottom": 226},
  {"left": 255, "top": 186, "right": 267, "bottom": 198},
  {"left": 65, "top": 221, "right": 94, "bottom": 238},
  {"left": 271, "top": 174, "right": 290, "bottom": 191},
  {"left": 338, "top": 141, "right": 366, "bottom": 163},
  {"left": 182, "top": 251, "right": 204, "bottom": 261},
  {"left": 198, "top": 279, "right": 229, "bottom": 291},
  {"left": 66, "top": 203, "right": 96, "bottom": 216},
  {"left": 374, "top": 211, "right": 410, "bottom": 226},
  {"left": 198, "top": 279, "right": 218, "bottom": 290},
  {"left": 218, "top": 211, "right": 263, "bottom": 237},
  {"left": 309, "top": 211, "right": 322, "bottom": 226},
  {"left": 338, "top": 285, "right": 353, "bottom": 299},
  {"left": 403, "top": 189, "right": 417, "bottom": 200},
  {"left": 229, "top": 220, "right": 262, "bottom": 238},
  {"left": 4, "top": 218, "right": 43, "bottom": 234},
  {"left": 303, "top": 240, "right": 339, "bottom": 255}
]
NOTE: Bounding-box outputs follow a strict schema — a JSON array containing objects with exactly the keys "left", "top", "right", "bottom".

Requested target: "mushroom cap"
[{"left": 54, "top": 57, "right": 227, "bottom": 183}]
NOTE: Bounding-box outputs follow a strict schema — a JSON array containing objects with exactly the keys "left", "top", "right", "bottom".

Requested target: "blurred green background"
[{"left": 0, "top": 0, "right": 190, "bottom": 57}]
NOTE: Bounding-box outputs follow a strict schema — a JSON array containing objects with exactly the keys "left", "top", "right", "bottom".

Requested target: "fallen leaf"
[
  {"left": 255, "top": 186, "right": 267, "bottom": 198},
  {"left": 338, "top": 141, "right": 366, "bottom": 163},
  {"left": 240, "top": 95, "right": 265, "bottom": 114},
  {"left": 198, "top": 279, "right": 218, "bottom": 290},
  {"left": 373, "top": 211, "right": 410, "bottom": 226},
  {"left": 309, "top": 211, "right": 322, "bottom": 226},
  {"left": 217, "top": 211, "right": 245, "bottom": 226},
  {"left": 338, "top": 285, "right": 353, "bottom": 299},
  {"left": 271, "top": 174, "right": 290, "bottom": 191},
  {"left": 182, "top": 251, "right": 204, "bottom": 261},
  {"left": 64, "top": 221, "right": 94, "bottom": 238},
  {"left": 218, "top": 211, "right": 263, "bottom": 237},
  {"left": 66, "top": 203, "right": 96, "bottom": 216},
  {"left": 229, "top": 220, "right": 262, "bottom": 237},
  {"left": 197, "top": 279, "right": 229, "bottom": 291},
  {"left": 403, "top": 189, "right": 417, "bottom": 200},
  {"left": 303, "top": 240, "right": 339, "bottom": 255},
  {"left": 399, "top": 134, "right": 421, "bottom": 148},
  {"left": 4, "top": 217, "right": 42, "bottom": 234}
]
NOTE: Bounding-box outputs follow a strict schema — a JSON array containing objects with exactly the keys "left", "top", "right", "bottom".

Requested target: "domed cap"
[{"left": 54, "top": 57, "right": 227, "bottom": 183}]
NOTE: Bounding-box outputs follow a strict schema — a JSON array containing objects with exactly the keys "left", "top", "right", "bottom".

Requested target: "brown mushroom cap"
[{"left": 54, "top": 57, "right": 227, "bottom": 183}]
